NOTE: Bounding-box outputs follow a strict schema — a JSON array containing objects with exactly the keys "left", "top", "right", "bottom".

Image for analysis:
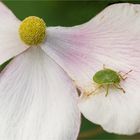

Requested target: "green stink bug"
[{"left": 89, "top": 65, "right": 132, "bottom": 97}]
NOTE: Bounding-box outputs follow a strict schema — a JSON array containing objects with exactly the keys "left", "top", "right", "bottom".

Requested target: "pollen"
[{"left": 19, "top": 16, "right": 46, "bottom": 46}]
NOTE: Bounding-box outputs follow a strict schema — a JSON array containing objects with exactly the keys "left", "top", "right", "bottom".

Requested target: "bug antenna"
[{"left": 123, "top": 69, "right": 133, "bottom": 77}]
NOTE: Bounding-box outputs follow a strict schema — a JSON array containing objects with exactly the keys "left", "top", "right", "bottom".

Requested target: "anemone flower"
[
  {"left": 0, "top": 2, "right": 140, "bottom": 140},
  {"left": 42, "top": 3, "right": 140, "bottom": 135}
]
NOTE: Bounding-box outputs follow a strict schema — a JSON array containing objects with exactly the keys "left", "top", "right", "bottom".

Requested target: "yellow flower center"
[{"left": 19, "top": 16, "right": 46, "bottom": 46}]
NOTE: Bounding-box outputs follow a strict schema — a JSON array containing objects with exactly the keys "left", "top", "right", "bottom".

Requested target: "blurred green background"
[{"left": 2, "top": 0, "right": 140, "bottom": 139}]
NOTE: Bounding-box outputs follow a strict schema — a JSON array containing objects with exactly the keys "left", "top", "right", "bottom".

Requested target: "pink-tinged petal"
[
  {"left": 0, "top": 2, "right": 28, "bottom": 65},
  {"left": 42, "top": 3, "right": 140, "bottom": 135},
  {"left": 0, "top": 47, "right": 80, "bottom": 140}
]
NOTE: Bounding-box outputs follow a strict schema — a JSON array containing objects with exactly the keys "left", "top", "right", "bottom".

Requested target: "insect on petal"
[
  {"left": 0, "top": 47, "right": 80, "bottom": 140},
  {"left": 42, "top": 3, "right": 140, "bottom": 135}
]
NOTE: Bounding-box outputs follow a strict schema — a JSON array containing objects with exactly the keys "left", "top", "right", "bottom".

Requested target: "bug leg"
[
  {"left": 114, "top": 84, "right": 125, "bottom": 93},
  {"left": 105, "top": 84, "right": 110, "bottom": 97},
  {"left": 87, "top": 85, "right": 102, "bottom": 96},
  {"left": 118, "top": 84, "right": 126, "bottom": 93},
  {"left": 119, "top": 70, "right": 132, "bottom": 81},
  {"left": 118, "top": 71, "right": 125, "bottom": 78},
  {"left": 119, "top": 74, "right": 127, "bottom": 81},
  {"left": 122, "top": 70, "right": 132, "bottom": 79}
]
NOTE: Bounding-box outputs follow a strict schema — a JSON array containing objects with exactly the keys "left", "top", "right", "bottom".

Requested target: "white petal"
[
  {"left": 42, "top": 3, "right": 140, "bottom": 135},
  {"left": 0, "top": 2, "right": 28, "bottom": 65},
  {"left": 0, "top": 47, "right": 80, "bottom": 140}
]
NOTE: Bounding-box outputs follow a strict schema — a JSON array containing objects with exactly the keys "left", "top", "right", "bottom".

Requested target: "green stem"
[{"left": 78, "top": 127, "right": 103, "bottom": 139}]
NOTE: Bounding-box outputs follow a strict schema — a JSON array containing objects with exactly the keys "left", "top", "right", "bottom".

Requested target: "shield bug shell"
[{"left": 93, "top": 69, "right": 120, "bottom": 85}]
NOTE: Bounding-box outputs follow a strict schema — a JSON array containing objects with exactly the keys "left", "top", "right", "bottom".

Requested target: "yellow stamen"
[{"left": 19, "top": 16, "right": 46, "bottom": 46}]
